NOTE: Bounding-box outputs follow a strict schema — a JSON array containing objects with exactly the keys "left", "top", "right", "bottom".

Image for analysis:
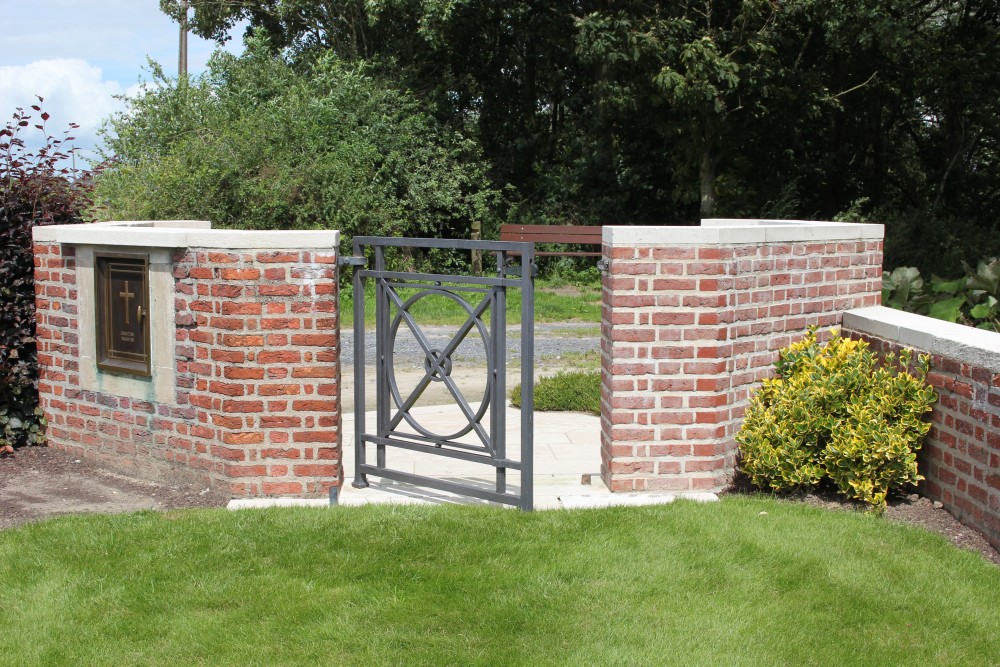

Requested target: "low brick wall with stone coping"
[
  {"left": 34, "top": 218, "right": 893, "bottom": 501},
  {"left": 599, "top": 219, "right": 884, "bottom": 492},
  {"left": 843, "top": 307, "right": 1000, "bottom": 551},
  {"left": 32, "top": 221, "right": 341, "bottom": 497}
]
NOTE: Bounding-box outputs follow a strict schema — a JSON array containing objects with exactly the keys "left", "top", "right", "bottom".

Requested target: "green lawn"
[
  {"left": 340, "top": 279, "right": 601, "bottom": 327},
  {"left": 2, "top": 498, "right": 998, "bottom": 666}
]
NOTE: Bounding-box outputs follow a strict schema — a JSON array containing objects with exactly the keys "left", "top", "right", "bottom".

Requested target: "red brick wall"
[
  {"left": 601, "top": 235, "right": 882, "bottom": 492},
  {"left": 844, "top": 329, "right": 1000, "bottom": 551},
  {"left": 34, "top": 243, "right": 340, "bottom": 497}
]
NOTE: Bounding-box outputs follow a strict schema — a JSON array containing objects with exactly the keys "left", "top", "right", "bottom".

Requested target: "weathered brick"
[
  {"left": 292, "top": 431, "right": 338, "bottom": 443},
  {"left": 221, "top": 302, "right": 262, "bottom": 315},
  {"left": 224, "top": 367, "right": 265, "bottom": 380},
  {"left": 292, "top": 464, "right": 338, "bottom": 477},
  {"left": 222, "top": 432, "right": 265, "bottom": 445},
  {"left": 259, "top": 284, "right": 300, "bottom": 296},
  {"left": 221, "top": 334, "right": 264, "bottom": 347},
  {"left": 223, "top": 400, "right": 264, "bottom": 413},
  {"left": 258, "top": 384, "right": 301, "bottom": 396},
  {"left": 292, "top": 400, "right": 337, "bottom": 412},
  {"left": 258, "top": 350, "right": 301, "bottom": 364},
  {"left": 219, "top": 268, "right": 261, "bottom": 280},
  {"left": 291, "top": 366, "right": 336, "bottom": 378},
  {"left": 262, "top": 318, "right": 301, "bottom": 330},
  {"left": 209, "top": 381, "right": 246, "bottom": 397},
  {"left": 291, "top": 334, "right": 336, "bottom": 347}
]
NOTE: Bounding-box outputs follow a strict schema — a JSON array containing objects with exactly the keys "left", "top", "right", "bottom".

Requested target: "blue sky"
[{"left": 1, "top": 0, "right": 242, "bottom": 161}]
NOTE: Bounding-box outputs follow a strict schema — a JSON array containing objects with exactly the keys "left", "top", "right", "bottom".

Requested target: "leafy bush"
[
  {"left": 510, "top": 371, "right": 600, "bottom": 415},
  {"left": 96, "top": 35, "right": 500, "bottom": 271},
  {"left": 0, "top": 101, "right": 92, "bottom": 451},
  {"left": 736, "top": 330, "right": 937, "bottom": 510},
  {"left": 883, "top": 259, "right": 1000, "bottom": 331}
]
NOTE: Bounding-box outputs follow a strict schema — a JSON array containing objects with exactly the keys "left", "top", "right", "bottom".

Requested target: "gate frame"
[{"left": 348, "top": 236, "right": 535, "bottom": 510}]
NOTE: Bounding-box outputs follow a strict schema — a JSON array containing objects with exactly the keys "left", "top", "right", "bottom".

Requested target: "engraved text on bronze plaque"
[{"left": 96, "top": 254, "right": 151, "bottom": 376}]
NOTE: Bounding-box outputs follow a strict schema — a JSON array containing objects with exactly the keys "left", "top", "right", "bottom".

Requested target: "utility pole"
[{"left": 178, "top": 0, "right": 189, "bottom": 79}]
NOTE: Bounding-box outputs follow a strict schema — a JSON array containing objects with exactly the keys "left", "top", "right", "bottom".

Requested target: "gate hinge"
[
  {"left": 338, "top": 255, "right": 367, "bottom": 268},
  {"left": 596, "top": 259, "right": 609, "bottom": 272}
]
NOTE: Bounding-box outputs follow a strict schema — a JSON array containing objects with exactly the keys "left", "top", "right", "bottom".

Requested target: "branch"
[{"left": 833, "top": 71, "right": 878, "bottom": 99}]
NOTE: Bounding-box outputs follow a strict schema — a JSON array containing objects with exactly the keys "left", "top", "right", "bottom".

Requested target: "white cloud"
[{"left": 0, "top": 59, "right": 127, "bottom": 158}]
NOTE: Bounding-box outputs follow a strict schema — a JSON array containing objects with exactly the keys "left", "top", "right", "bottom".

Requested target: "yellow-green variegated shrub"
[{"left": 736, "top": 330, "right": 937, "bottom": 510}]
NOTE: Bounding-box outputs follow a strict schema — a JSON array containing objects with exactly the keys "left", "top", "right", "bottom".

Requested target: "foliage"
[
  {"left": 0, "top": 101, "right": 92, "bottom": 451},
  {"left": 510, "top": 370, "right": 600, "bottom": 415},
  {"left": 883, "top": 259, "right": 1000, "bottom": 331},
  {"left": 737, "top": 330, "right": 937, "bottom": 510},
  {"left": 96, "top": 36, "right": 499, "bottom": 267},
  {"left": 161, "top": 1, "right": 1000, "bottom": 276}
]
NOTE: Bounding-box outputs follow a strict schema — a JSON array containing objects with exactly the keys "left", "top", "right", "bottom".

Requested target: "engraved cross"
[{"left": 120, "top": 281, "right": 134, "bottom": 325}]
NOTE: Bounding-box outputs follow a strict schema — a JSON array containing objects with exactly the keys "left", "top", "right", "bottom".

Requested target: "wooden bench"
[{"left": 499, "top": 224, "right": 603, "bottom": 257}]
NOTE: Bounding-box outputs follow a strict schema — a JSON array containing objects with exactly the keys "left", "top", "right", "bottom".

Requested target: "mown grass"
[
  {"left": 340, "top": 279, "right": 601, "bottom": 327},
  {"left": 2, "top": 498, "right": 998, "bottom": 666}
]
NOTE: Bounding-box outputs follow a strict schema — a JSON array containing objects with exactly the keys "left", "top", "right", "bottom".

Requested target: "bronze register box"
[{"left": 95, "top": 254, "right": 151, "bottom": 376}]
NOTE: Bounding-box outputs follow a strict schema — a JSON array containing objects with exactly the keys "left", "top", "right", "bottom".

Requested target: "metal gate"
[{"left": 344, "top": 237, "right": 535, "bottom": 510}]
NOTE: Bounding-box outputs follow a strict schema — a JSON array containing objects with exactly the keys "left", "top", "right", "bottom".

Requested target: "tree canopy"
[
  {"left": 141, "top": 0, "right": 1000, "bottom": 275},
  {"left": 96, "top": 38, "right": 498, "bottom": 250}
]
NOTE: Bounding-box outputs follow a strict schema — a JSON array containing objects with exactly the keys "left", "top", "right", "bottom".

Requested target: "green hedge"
[{"left": 510, "top": 371, "right": 600, "bottom": 415}]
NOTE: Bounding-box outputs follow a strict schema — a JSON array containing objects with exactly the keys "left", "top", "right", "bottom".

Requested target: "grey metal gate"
[{"left": 345, "top": 237, "right": 535, "bottom": 510}]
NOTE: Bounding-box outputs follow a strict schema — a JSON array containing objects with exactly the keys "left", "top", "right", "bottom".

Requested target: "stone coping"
[
  {"left": 603, "top": 218, "right": 884, "bottom": 246},
  {"left": 32, "top": 220, "right": 340, "bottom": 250},
  {"left": 844, "top": 306, "right": 1000, "bottom": 373}
]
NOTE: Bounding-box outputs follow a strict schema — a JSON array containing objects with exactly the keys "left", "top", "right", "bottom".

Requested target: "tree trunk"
[
  {"left": 178, "top": 0, "right": 189, "bottom": 80},
  {"left": 699, "top": 146, "right": 716, "bottom": 218},
  {"left": 470, "top": 220, "right": 482, "bottom": 275}
]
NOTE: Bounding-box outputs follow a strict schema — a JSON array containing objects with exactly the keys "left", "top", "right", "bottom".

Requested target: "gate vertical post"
[
  {"left": 520, "top": 248, "right": 535, "bottom": 511},
  {"left": 492, "top": 251, "right": 507, "bottom": 494},
  {"left": 352, "top": 237, "right": 368, "bottom": 488},
  {"left": 374, "top": 244, "right": 388, "bottom": 470}
]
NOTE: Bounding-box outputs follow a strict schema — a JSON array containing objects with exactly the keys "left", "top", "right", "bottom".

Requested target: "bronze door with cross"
[{"left": 95, "top": 254, "right": 151, "bottom": 376}]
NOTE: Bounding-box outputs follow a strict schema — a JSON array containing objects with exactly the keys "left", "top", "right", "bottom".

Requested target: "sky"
[{"left": 1, "top": 0, "right": 243, "bottom": 162}]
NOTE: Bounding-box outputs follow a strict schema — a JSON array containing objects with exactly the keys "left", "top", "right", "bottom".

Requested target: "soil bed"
[
  {"left": 723, "top": 485, "right": 1000, "bottom": 566},
  {"left": 0, "top": 446, "right": 229, "bottom": 530}
]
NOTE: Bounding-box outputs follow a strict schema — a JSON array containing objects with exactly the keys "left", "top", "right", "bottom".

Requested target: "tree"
[
  {"left": 95, "top": 37, "right": 499, "bottom": 261},
  {"left": 160, "top": 1, "right": 1000, "bottom": 274}
]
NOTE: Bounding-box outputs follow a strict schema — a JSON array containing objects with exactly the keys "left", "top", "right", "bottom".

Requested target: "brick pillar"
[
  {"left": 33, "top": 221, "right": 343, "bottom": 498},
  {"left": 174, "top": 249, "right": 340, "bottom": 497},
  {"left": 600, "top": 221, "right": 883, "bottom": 492},
  {"left": 34, "top": 242, "right": 81, "bottom": 448}
]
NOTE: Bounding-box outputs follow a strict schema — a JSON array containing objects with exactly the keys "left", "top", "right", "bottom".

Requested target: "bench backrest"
[{"left": 499, "top": 224, "right": 603, "bottom": 246}]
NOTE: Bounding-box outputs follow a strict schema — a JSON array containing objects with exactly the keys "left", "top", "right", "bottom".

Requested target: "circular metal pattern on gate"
[
  {"left": 386, "top": 288, "right": 493, "bottom": 442},
  {"left": 422, "top": 348, "right": 453, "bottom": 381}
]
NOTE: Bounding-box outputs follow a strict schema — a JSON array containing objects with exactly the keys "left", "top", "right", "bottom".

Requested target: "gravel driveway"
[{"left": 340, "top": 321, "right": 600, "bottom": 370}]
